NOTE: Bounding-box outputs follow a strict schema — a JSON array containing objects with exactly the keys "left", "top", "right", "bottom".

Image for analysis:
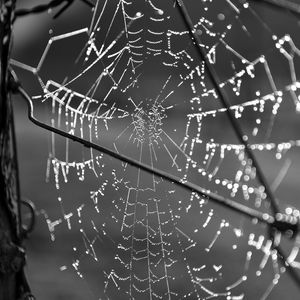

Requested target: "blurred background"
[{"left": 11, "top": 0, "right": 300, "bottom": 299}]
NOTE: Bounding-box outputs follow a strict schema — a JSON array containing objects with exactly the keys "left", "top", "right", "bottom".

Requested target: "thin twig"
[
  {"left": 15, "top": 0, "right": 94, "bottom": 20},
  {"left": 249, "top": 0, "right": 300, "bottom": 17},
  {"left": 10, "top": 96, "right": 22, "bottom": 237},
  {"left": 9, "top": 72, "right": 298, "bottom": 236}
]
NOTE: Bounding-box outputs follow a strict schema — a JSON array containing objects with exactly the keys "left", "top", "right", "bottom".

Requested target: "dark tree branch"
[
  {"left": 249, "top": 0, "right": 300, "bottom": 17},
  {"left": 0, "top": 0, "right": 23, "bottom": 299},
  {"left": 10, "top": 74, "right": 299, "bottom": 238},
  {"left": 15, "top": 0, "right": 94, "bottom": 20},
  {"left": 0, "top": 1, "right": 34, "bottom": 299}
]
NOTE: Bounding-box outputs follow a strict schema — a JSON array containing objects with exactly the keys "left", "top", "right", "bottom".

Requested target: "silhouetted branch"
[
  {"left": 10, "top": 71, "right": 299, "bottom": 238},
  {"left": 15, "top": 0, "right": 94, "bottom": 19},
  {"left": 249, "top": 0, "right": 300, "bottom": 17},
  {"left": 0, "top": 0, "right": 34, "bottom": 299}
]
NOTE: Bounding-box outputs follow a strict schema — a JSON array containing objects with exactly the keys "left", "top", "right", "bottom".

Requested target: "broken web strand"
[{"left": 11, "top": 0, "right": 300, "bottom": 297}]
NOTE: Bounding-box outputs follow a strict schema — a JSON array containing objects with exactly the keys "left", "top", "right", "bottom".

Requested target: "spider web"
[{"left": 12, "top": 0, "right": 300, "bottom": 299}]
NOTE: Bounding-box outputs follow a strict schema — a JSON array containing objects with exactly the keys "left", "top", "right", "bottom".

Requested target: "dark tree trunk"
[{"left": 0, "top": 1, "right": 25, "bottom": 299}]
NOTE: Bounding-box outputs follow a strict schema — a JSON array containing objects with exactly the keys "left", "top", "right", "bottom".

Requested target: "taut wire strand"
[{"left": 9, "top": 71, "right": 299, "bottom": 237}]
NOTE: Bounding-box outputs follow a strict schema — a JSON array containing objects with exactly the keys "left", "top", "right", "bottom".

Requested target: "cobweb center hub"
[{"left": 132, "top": 102, "right": 165, "bottom": 143}]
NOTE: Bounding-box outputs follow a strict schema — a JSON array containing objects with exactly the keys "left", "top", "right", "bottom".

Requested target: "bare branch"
[
  {"left": 249, "top": 0, "right": 300, "bottom": 17},
  {"left": 15, "top": 0, "right": 94, "bottom": 20},
  {"left": 10, "top": 72, "right": 299, "bottom": 238}
]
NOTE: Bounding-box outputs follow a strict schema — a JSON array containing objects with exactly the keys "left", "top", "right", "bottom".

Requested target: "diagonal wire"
[{"left": 9, "top": 71, "right": 298, "bottom": 237}]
